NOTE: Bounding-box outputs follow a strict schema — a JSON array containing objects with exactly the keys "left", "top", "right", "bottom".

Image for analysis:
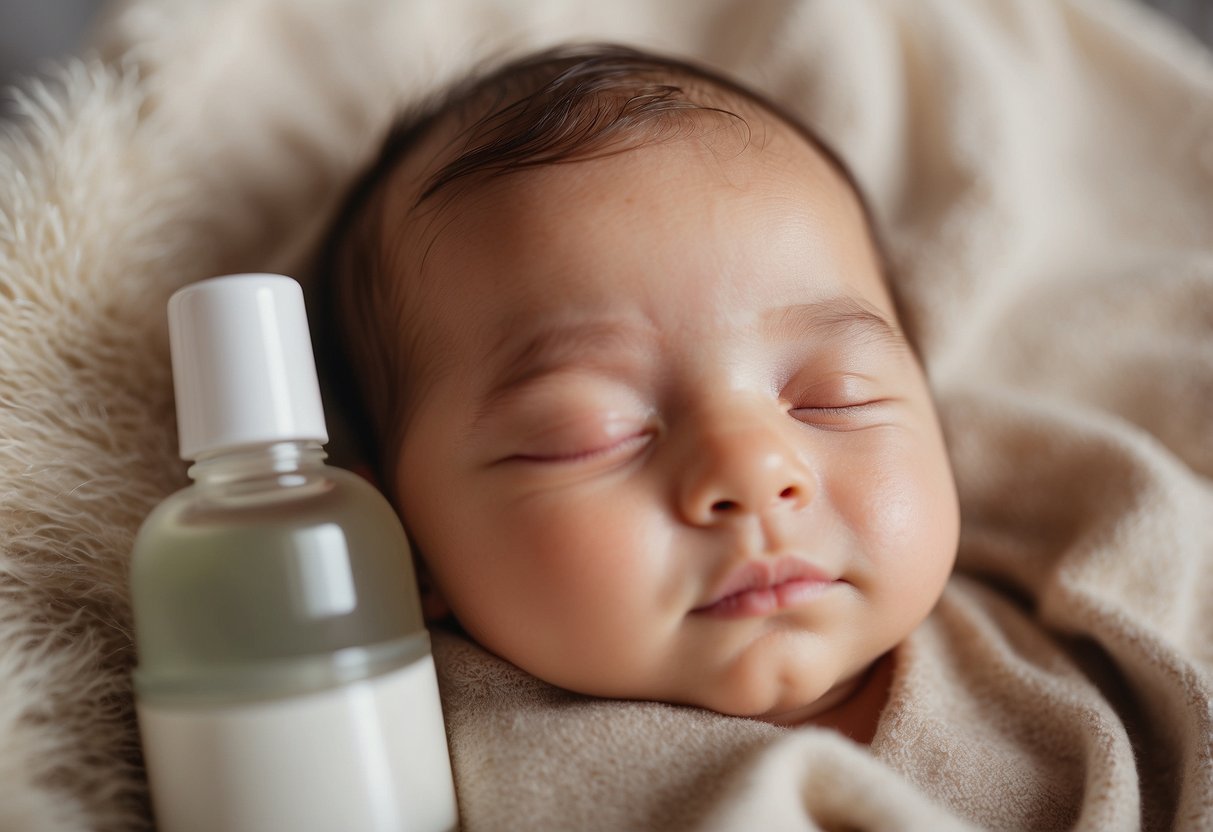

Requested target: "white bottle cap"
[{"left": 168, "top": 274, "right": 328, "bottom": 460}]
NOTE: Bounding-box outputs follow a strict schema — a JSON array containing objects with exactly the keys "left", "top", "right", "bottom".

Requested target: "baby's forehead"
[
  {"left": 377, "top": 136, "right": 863, "bottom": 365},
  {"left": 357, "top": 48, "right": 887, "bottom": 354},
  {"left": 375, "top": 89, "right": 876, "bottom": 342}
]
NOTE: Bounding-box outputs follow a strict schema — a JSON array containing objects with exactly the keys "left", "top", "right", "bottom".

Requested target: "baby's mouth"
[{"left": 692, "top": 556, "right": 839, "bottom": 619}]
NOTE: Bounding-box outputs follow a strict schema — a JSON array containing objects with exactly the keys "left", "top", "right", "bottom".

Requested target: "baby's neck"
[{"left": 800, "top": 651, "right": 895, "bottom": 744}]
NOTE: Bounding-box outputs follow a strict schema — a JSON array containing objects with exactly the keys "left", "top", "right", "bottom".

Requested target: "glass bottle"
[{"left": 131, "top": 274, "right": 457, "bottom": 832}]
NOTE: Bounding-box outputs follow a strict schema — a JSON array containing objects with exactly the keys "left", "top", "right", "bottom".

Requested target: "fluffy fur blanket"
[{"left": 1, "top": 0, "right": 1210, "bottom": 829}]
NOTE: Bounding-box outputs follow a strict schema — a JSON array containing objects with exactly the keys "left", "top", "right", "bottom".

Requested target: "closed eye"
[
  {"left": 793, "top": 402, "right": 880, "bottom": 416},
  {"left": 510, "top": 431, "right": 653, "bottom": 465},
  {"left": 789, "top": 401, "right": 888, "bottom": 429}
]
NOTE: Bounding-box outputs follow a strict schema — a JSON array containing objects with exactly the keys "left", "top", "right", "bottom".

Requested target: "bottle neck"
[{"left": 187, "top": 440, "right": 328, "bottom": 487}]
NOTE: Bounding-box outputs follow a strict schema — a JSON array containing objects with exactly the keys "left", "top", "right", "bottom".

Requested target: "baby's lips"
[{"left": 694, "top": 554, "right": 835, "bottom": 612}]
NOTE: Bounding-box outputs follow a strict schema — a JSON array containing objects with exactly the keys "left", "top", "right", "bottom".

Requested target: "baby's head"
[{"left": 317, "top": 45, "right": 959, "bottom": 726}]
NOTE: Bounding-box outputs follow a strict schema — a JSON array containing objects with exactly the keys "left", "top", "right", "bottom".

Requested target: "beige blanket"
[{"left": 1, "top": 0, "right": 1211, "bottom": 829}]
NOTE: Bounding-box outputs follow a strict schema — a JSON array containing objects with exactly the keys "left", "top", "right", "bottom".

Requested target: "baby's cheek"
[
  {"left": 826, "top": 434, "right": 911, "bottom": 548},
  {"left": 473, "top": 487, "right": 678, "bottom": 690},
  {"left": 837, "top": 428, "right": 958, "bottom": 598}
]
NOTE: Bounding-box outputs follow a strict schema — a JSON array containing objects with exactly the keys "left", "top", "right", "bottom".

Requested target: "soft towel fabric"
[{"left": 0, "top": 0, "right": 1210, "bottom": 829}]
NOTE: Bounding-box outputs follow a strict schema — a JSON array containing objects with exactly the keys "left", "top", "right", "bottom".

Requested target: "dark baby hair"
[{"left": 313, "top": 43, "right": 891, "bottom": 492}]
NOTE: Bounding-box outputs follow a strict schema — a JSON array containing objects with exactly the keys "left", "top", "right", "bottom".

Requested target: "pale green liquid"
[{"left": 131, "top": 462, "right": 426, "bottom": 707}]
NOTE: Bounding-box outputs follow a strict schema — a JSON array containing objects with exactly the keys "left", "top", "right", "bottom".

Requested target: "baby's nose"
[{"left": 677, "top": 419, "right": 812, "bottom": 526}]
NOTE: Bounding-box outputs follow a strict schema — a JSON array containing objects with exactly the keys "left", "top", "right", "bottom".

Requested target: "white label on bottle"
[{"left": 138, "top": 654, "right": 458, "bottom": 832}]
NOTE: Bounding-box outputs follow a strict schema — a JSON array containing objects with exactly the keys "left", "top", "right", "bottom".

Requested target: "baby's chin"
[{"left": 690, "top": 652, "right": 876, "bottom": 727}]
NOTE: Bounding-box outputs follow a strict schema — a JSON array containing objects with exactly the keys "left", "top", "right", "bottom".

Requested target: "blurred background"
[{"left": 1, "top": 0, "right": 1212, "bottom": 114}]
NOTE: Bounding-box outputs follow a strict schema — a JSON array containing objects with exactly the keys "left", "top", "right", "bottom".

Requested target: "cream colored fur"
[{"left": 1, "top": 0, "right": 1210, "bottom": 829}]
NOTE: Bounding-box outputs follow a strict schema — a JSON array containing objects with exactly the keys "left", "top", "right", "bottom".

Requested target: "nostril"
[
  {"left": 711, "top": 499, "right": 739, "bottom": 513},
  {"left": 779, "top": 486, "right": 797, "bottom": 499}
]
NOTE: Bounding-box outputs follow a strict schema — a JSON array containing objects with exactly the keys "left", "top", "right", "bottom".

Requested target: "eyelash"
[
  {"left": 513, "top": 432, "right": 652, "bottom": 465},
  {"left": 788, "top": 400, "right": 885, "bottom": 425},
  {"left": 793, "top": 402, "right": 879, "bottom": 415}
]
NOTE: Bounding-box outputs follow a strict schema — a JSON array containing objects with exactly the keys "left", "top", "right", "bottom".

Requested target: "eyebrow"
[{"left": 762, "top": 296, "right": 908, "bottom": 354}]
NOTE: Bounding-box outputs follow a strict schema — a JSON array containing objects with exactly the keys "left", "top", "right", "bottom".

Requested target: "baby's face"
[{"left": 389, "top": 117, "right": 959, "bottom": 724}]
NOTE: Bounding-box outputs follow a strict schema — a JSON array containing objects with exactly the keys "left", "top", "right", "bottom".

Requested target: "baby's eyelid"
[
  {"left": 787, "top": 400, "right": 890, "bottom": 430},
  {"left": 792, "top": 400, "right": 881, "bottom": 412},
  {"left": 514, "top": 430, "right": 652, "bottom": 465}
]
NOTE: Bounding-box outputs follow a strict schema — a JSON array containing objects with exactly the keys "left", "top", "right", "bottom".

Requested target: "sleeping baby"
[{"left": 313, "top": 44, "right": 960, "bottom": 744}]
